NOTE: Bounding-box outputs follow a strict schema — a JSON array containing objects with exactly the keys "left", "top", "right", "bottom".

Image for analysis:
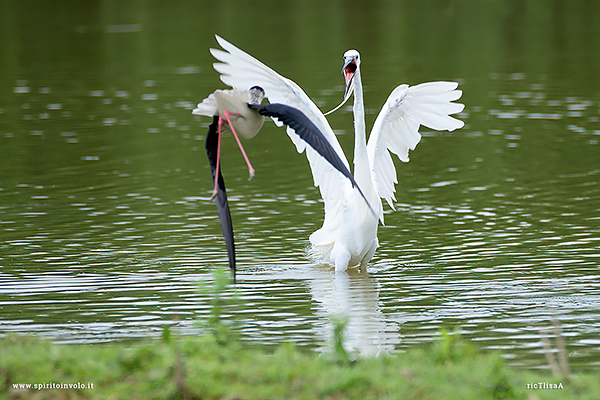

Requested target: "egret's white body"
[{"left": 211, "top": 36, "right": 464, "bottom": 272}]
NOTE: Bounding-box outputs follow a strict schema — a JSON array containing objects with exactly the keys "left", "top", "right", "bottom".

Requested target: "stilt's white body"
[
  {"left": 210, "top": 36, "right": 464, "bottom": 272},
  {"left": 193, "top": 87, "right": 266, "bottom": 195},
  {"left": 192, "top": 89, "right": 264, "bottom": 138}
]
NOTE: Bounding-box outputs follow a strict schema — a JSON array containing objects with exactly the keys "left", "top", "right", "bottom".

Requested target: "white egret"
[{"left": 210, "top": 36, "right": 464, "bottom": 272}]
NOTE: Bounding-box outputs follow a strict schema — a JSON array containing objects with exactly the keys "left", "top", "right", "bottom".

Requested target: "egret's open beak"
[
  {"left": 342, "top": 57, "right": 357, "bottom": 101},
  {"left": 324, "top": 57, "right": 357, "bottom": 116}
]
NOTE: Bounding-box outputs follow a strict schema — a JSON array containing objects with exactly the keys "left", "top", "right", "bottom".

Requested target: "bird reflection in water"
[{"left": 307, "top": 266, "right": 401, "bottom": 357}]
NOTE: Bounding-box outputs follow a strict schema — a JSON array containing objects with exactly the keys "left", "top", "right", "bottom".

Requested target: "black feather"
[
  {"left": 205, "top": 115, "right": 236, "bottom": 282},
  {"left": 249, "top": 103, "right": 375, "bottom": 216}
]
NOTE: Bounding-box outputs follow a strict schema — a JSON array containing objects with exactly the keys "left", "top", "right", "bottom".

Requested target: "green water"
[{"left": 1, "top": 1, "right": 599, "bottom": 371}]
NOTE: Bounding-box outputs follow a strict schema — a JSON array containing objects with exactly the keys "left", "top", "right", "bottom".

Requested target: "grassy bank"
[
  {"left": 2, "top": 330, "right": 598, "bottom": 400},
  {"left": 2, "top": 274, "right": 598, "bottom": 399}
]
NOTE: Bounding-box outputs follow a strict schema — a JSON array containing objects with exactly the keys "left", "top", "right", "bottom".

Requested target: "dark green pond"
[{"left": 1, "top": 1, "right": 599, "bottom": 372}]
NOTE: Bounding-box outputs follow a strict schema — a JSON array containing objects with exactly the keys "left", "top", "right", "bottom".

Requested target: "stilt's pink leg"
[
  {"left": 210, "top": 117, "right": 225, "bottom": 202},
  {"left": 223, "top": 110, "right": 255, "bottom": 181}
]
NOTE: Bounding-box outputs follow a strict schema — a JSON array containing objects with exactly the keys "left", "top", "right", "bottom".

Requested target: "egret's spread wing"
[
  {"left": 367, "top": 82, "right": 464, "bottom": 213},
  {"left": 211, "top": 35, "right": 350, "bottom": 216},
  {"left": 205, "top": 116, "right": 236, "bottom": 281},
  {"left": 211, "top": 36, "right": 334, "bottom": 142},
  {"left": 250, "top": 103, "right": 375, "bottom": 215}
]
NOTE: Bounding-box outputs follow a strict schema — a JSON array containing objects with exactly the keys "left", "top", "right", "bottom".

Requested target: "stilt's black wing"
[
  {"left": 249, "top": 103, "right": 375, "bottom": 216},
  {"left": 205, "top": 116, "right": 236, "bottom": 282},
  {"left": 250, "top": 103, "right": 354, "bottom": 186}
]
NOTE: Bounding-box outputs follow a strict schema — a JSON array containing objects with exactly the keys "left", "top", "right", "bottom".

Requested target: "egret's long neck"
[{"left": 351, "top": 69, "right": 371, "bottom": 188}]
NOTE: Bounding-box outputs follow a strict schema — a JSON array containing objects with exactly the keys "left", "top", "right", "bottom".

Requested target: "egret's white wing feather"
[
  {"left": 211, "top": 35, "right": 351, "bottom": 222},
  {"left": 367, "top": 82, "right": 464, "bottom": 212}
]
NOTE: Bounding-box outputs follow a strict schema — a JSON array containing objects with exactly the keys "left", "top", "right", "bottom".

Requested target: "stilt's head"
[{"left": 248, "top": 86, "right": 265, "bottom": 105}]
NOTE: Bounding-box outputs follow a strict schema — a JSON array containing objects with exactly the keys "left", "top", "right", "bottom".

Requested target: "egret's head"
[
  {"left": 324, "top": 50, "right": 361, "bottom": 116},
  {"left": 248, "top": 86, "right": 265, "bottom": 105},
  {"left": 342, "top": 49, "right": 360, "bottom": 96}
]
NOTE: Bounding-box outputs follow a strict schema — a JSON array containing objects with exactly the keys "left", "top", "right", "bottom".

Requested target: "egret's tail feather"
[{"left": 307, "top": 243, "right": 333, "bottom": 265}]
